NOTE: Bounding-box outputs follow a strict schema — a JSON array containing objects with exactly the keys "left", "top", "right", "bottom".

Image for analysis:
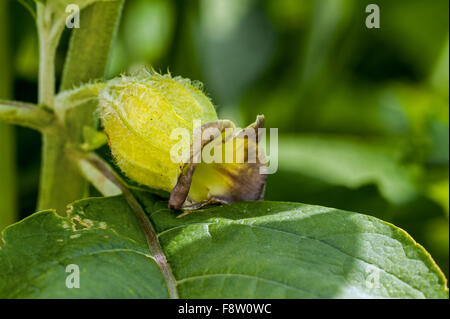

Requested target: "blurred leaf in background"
[{"left": 4, "top": 0, "right": 449, "bottom": 276}]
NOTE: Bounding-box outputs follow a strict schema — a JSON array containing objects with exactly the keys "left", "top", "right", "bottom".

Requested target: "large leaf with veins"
[{"left": 0, "top": 192, "right": 447, "bottom": 298}]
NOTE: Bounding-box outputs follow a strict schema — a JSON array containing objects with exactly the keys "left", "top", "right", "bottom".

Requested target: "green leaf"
[
  {"left": 0, "top": 0, "right": 17, "bottom": 231},
  {"left": 36, "top": 0, "right": 123, "bottom": 213},
  {"left": 0, "top": 193, "right": 447, "bottom": 298},
  {"left": 30, "top": 0, "right": 119, "bottom": 32},
  {"left": 55, "top": 0, "right": 123, "bottom": 143}
]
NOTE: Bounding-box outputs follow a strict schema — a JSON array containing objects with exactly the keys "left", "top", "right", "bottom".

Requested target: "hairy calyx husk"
[{"left": 99, "top": 70, "right": 267, "bottom": 212}]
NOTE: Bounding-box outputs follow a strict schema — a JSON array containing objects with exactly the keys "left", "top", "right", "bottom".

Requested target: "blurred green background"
[{"left": 1, "top": 0, "right": 448, "bottom": 276}]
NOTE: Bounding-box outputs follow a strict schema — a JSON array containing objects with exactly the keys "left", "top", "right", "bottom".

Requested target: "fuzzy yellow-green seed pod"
[
  {"left": 99, "top": 70, "right": 266, "bottom": 211},
  {"left": 99, "top": 70, "right": 218, "bottom": 192}
]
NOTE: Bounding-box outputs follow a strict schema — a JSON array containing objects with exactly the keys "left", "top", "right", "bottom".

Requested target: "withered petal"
[{"left": 169, "top": 115, "right": 267, "bottom": 213}]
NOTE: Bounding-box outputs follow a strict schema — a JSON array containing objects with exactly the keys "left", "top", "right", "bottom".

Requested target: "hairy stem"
[
  {"left": 78, "top": 152, "right": 179, "bottom": 299},
  {"left": 36, "top": 3, "right": 55, "bottom": 107},
  {"left": 0, "top": 100, "right": 55, "bottom": 130},
  {"left": 60, "top": 1, "right": 124, "bottom": 90}
]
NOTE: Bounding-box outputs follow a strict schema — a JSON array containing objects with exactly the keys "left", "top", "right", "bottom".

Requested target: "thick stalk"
[
  {"left": 36, "top": 4, "right": 87, "bottom": 212},
  {"left": 0, "top": 100, "right": 55, "bottom": 130},
  {"left": 79, "top": 153, "right": 179, "bottom": 299},
  {"left": 0, "top": 126, "right": 15, "bottom": 229},
  {"left": 38, "top": 129, "right": 88, "bottom": 213}
]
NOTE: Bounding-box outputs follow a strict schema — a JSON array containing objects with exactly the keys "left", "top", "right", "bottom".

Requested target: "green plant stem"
[
  {"left": 78, "top": 152, "right": 179, "bottom": 299},
  {"left": 35, "top": 2, "right": 81, "bottom": 213},
  {"left": 36, "top": 3, "right": 55, "bottom": 108},
  {"left": 76, "top": 155, "right": 121, "bottom": 196},
  {"left": 36, "top": 1, "right": 123, "bottom": 212},
  {"left": 0, "top": 100, "right": 55, "bottom": 130},
  {"left": 38, "top": 129, "right": 88, "bottom": 213}
]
